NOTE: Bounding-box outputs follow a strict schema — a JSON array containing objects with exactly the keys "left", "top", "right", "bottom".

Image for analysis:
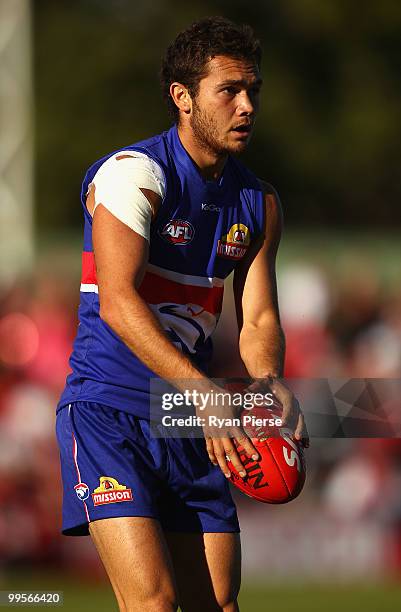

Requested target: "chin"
[
  {"left": 227, "top": 141, "right": 249, "bottom": 155},
  {"left": 226, "top": 133, "right": 252, "bottom": 155}
]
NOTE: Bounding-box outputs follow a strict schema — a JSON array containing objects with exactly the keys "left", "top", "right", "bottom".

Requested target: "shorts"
[{"left": 56, "top": 401, "right": 239, "bottom": 536}]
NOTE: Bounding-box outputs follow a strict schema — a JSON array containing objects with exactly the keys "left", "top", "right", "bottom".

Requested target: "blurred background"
[{"left": 0, "top": 0, "right": 400, "bottom": 609}]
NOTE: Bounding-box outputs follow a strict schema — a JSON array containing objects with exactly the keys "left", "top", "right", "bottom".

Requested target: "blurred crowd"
[{"left": 0, "top": 259, "right": 400, "bottom": 580}]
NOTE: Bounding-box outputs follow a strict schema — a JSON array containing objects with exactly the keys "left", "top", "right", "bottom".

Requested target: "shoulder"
[
  {"left": 95, "top": 150, "right": 164, "bottom": 182},
  {"left": 87, "top": 150, "right": 166, "bottom": 202},
  {"left": 257, "top": 179, "right": 283, "bottom": 221},
  {"left": 253, "top": 180, "right": 283, "bottom": 249}
]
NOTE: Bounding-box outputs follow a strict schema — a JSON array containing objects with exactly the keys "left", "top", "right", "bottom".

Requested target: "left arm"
[
  {"left": 234, "top": 182, "right": 309, "bottom": 446},
  {"left": 233, "top": 182, "right": 284, "bottom": 378}
]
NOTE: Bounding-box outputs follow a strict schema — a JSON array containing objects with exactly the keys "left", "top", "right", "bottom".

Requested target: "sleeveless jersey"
[{"left": 58, "top": 125, "right": 265, "bottom": 418}]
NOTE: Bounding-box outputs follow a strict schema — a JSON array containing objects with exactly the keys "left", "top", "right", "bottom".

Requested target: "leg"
[
  {"left": 89, "top": 517, "right": 179, "bottom": 612},
  {"left": 165, "top": 531, "right": 241, "bottom": 612}
]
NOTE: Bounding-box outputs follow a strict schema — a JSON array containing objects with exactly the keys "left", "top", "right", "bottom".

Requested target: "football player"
[{"left": 56, "top": 17, "right": 308, "bottom": 611}]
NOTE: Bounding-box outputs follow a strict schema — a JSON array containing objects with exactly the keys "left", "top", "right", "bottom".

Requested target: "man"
[{"left": 56, "top": 16, "right": 308, "bottom": 612}]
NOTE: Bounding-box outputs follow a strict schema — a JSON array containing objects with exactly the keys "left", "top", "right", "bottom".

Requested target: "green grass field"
[{"left": 3, "top": 573, "right": 401, "bottom": 611}]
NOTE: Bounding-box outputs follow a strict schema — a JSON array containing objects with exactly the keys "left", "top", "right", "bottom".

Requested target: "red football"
[{"left": 227, "top": 402, "right": 306, "bottom": 504}]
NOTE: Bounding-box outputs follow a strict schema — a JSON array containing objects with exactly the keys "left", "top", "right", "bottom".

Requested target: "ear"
[{"left": 169, "top": 82, "right": 192, "bottom": 115}]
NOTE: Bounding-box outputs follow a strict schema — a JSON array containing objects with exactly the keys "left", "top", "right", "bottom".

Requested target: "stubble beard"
[{"left": 190, "top": 101, "right": 234, "bottom": 158}]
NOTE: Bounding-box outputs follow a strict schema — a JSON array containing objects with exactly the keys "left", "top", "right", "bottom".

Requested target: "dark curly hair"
[{"left": 160, "top": 16, "right": 262, "bottom": 122}]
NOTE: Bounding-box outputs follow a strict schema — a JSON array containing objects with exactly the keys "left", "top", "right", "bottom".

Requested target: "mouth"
[
  {"left": 232, "top": 124, "right": 252, "bottom": 134},
  {"left": 231, "top": 124, "right": 253, "bottom": 141}
]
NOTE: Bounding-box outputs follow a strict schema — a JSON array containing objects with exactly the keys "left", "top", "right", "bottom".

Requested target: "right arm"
[{"left": 91, "top": 196, "right": 203, "bottom": 382}]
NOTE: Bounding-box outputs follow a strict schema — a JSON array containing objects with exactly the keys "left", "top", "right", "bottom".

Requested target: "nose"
[{"left": 236, "top": 91, "right": 254, "bottom": 116}]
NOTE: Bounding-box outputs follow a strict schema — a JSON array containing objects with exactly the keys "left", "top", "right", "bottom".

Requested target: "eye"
[{"left": 222, "top": 86, "right": 238, "bottom": 95}]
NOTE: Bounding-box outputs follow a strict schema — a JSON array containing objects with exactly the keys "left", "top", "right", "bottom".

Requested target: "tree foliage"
[{"left": 34, "top": 0, "right": 401, "bottom": 229}]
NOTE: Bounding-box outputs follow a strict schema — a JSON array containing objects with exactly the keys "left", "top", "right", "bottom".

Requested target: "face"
[{"left": 189, "top": 55, "right": 262, "bottom": 156}]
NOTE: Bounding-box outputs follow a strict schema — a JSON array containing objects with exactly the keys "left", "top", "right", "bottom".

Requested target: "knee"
[
  {"left": 221, "top": 602, "right": 239, "bottom": 612},
  {"left": 215, "top": 586, "right": 240, "bottom": 612},
  {"left": 138, "top": 593, "right": 178, "bottom": 612},
  {"left": 119, "top": 588, "right": 178, "bottom": 612}
]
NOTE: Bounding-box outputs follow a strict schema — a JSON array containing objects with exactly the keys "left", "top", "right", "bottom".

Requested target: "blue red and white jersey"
[{"left": 58, "top": 125, "right": 265, "bottom": 418}]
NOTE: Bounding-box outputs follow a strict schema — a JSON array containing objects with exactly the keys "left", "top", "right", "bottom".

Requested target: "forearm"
[
  {"left": 239, "top": 320, "right": 285, "bottom": 379},
  {"left": 100, "top": 289, "right": 212, "bottom": 392}
]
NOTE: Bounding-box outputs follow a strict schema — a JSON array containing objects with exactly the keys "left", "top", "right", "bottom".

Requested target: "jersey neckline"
[{"left": 167, "top": 124, "right": 230, "bottom": 191}]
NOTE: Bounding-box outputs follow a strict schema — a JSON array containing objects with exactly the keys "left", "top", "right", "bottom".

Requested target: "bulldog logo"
[{"left": 74, "top": 482, "right": 90, "bottom": 501}]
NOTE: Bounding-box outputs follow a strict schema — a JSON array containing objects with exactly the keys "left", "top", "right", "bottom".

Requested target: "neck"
[{"left": 177, "top": 123, "right": 227, "bottom": 181}]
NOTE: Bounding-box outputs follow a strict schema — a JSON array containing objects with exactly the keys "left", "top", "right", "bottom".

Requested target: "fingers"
[
  {"left": 243, "top": 379, "right": 266, "bottom": 394},
  {"left": 208, "top": 435, "right": 257, "bottom": 479},
  {"left": 222, "top": 440, "right": 246, "bottom": 478},
  {"left": 270, "top": 379, "right": 294, "bottom": 427},
  {"left": 294, "top": 412, "right": 304, "bottom": 441},
  {"left": 212, "top": 440, "right": 238, "bottom": 478},
  {"left": 294, "top": 412, "right": 310, "bottom": 448},
  {"left": 282, "top": 401, "right": 309, "bottom": 448},
  {"left": 205, "top": 437, "right": 218, "bottom": 465},
  {"left": 268, "top": 379, "right": 310, "bottom": 448},
  {"left": 279, "top": 396, "right": 297, "bottom": 429},
  {"left": 231, "top": 428, "right": 259, "bottom": 461}
]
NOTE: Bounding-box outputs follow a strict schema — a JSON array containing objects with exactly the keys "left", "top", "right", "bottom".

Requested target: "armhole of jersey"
[
  {"left": 132, "top": 147, "right": 168, "bottom": 225},
  {"left": 257, "top": 179, "right": 278, "bottom": 238},
  {"left": 81, "top": 173, "right": 95, "bottom": 223}
]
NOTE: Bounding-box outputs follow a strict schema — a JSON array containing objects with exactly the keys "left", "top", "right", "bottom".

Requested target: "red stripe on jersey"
[
  {"left": 81, "top": 252, "right": 223, "bottom": 315},
  {"left": 82, "top": 251, "right": 97, "bottom": 284},
  {"left": 139, "top": 272, "right": 224, "bottom": 315}
]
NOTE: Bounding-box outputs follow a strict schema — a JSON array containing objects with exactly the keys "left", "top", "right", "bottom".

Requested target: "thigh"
[
  {"left": 90, "top": 516, "right": 178, "bottom": 612},
  {"left": 160, "top": 437, "right": 240, "bottom": 534},
  {"left": 165, "top": 531, "right": 241, "bottom": 612},
  {"left": 56, "top": 402, "right": 167, "bottom": 536}
]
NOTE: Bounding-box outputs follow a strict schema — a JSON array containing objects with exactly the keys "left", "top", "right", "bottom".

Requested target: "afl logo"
[
  {"left": 74, "top": 482, "right": 90, "bottom": 501},
  {"left": 160, "top": 219, "right": 194, "bottom": 245}
]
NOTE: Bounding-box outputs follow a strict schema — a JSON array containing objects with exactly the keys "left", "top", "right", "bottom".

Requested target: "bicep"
[
  {"left": 92, "top": 204, "right": 149, "bottom": 308},
  {"left": 233, "top": 186, "right": 283, "bottom": 330}
]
